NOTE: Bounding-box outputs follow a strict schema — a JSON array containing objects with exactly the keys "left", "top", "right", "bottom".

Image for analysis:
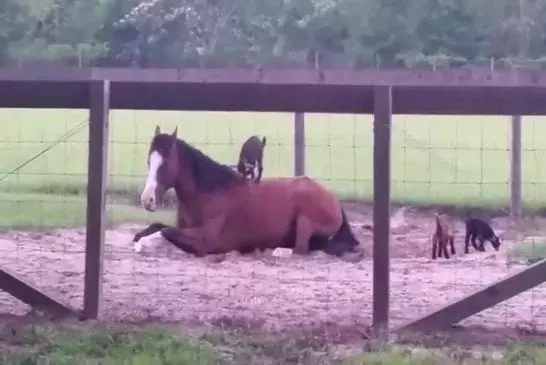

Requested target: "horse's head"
[{"left": 140, "top": 125, "right": 182, "bottom": 212}]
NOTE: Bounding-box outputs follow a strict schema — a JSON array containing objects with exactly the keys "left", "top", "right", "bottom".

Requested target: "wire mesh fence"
[{"left": 2, "top": 97, "right": 546, "bottom": 333}]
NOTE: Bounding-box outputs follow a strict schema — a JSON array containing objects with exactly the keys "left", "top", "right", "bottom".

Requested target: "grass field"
[
  {"left": 2, "top": 108, "right": 546, "bottom": 228},
  {"left": 4, "top": 323, "right": 546, "bottom": 364}
]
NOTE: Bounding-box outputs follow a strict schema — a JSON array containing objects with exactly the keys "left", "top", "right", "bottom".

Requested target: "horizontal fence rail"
[{"left": 1, "top": 68, "right": 546, "bottom": 114}]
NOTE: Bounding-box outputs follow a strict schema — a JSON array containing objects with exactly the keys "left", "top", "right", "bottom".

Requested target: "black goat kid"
[
  {"left": 237, "top": 135, "right": 266, "bottom": 183},
  {"left": 464, "top": 218, "right": 501, "bottom": 254}
]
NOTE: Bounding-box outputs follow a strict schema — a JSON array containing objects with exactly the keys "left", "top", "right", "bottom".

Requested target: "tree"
[{"left": 416, "top": 0, "right": 485, "bottom": 63}]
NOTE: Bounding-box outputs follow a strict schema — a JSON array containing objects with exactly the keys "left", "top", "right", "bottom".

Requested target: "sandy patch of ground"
[{"left": 0, "top": 205, "right": 545, "bottom": 335}]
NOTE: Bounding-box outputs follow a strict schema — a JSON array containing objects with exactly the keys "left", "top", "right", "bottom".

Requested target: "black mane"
[{"left": 176, "top": 139, "right": 245, "bottom": 192}]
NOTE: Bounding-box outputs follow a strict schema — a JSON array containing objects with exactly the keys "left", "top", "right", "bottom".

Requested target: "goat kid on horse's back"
[
  {"left": 237, "top": 135, "right": 266, "bottom": 183},
  {"left": 133, "top": 125, "right": 360, "bottom": 258}
]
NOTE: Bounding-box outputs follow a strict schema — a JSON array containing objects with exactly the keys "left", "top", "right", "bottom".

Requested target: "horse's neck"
[{"left": 174, "top": 181, "right": 233, "bottom": 226}]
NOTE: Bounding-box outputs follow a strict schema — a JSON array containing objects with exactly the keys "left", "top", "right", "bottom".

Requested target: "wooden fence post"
[
  {"left": 82, "top": 80, "right": 110, "bottom": 319},
  {"left": 511, "top": 115, "right": 522, "bottom": 220},
  {"left": 294, "top": 113, "right": 305, "bottom": 176},
  {"left": 372, "top": 85, "right": 392, "bottom": 334}
]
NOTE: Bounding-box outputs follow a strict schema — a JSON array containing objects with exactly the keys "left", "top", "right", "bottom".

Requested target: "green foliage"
[
  {"left": 1, "top": 0, "right": 546, "bottom": 68},
  {"left": 3, "top": 327, "right": 216, "bottom": 364},
  {"left": 507, "top": 238, "right": 546, "bottom": 264},
  {"left": 4, "top": 320, "right": 546, "bottom": 364}
]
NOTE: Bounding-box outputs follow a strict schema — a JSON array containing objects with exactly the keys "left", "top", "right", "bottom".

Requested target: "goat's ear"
[
  {"left": 172, "top": 126, "right": 178, "bottom": 139},
  {"left": 154, "top": 125, "right": 161, "bottom": 136}
]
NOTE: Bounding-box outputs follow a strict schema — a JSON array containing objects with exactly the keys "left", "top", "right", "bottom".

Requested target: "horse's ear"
[
  {"left": 172, "top": 126, "right": 178, "bottom": 139},
  {"left": 154, "top": 125, "right": 161, "bottom": 136}
]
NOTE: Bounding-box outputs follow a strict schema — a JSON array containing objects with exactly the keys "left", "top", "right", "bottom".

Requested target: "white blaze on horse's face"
[{"left": 141, "top": 151, "right": 163, "bottom": 212}]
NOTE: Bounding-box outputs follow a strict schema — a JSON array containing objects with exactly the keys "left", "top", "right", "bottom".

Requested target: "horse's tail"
[
  {"left": 332, "top": 208, "right": 360, "bottom": 247},
  {"left": 261, "top": 136, "right": 267, "bottom": 147}
]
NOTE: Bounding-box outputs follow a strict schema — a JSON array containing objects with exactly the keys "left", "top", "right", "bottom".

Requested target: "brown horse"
[{"left": 132, "top": 125, "right": 360, "bottom": 257}]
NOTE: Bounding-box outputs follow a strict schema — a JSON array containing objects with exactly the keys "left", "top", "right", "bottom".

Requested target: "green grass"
[
  {"left": 4, "top": 322, "right": 546, "bottom": 364},
  {"left": 0, "top": 192, "right": 172, "bottom": 230},
  {"left": 2, "top": 326, "right": 215, "bottom": 365},
  {"left": 2, "top": 109, "right": 546, "bottom": 228},
  {"left": 507, "top": 237, "right": 546, "bottom": 264},
  {"left": 350, "top": 346, "right": 546, "bottom": 364}
]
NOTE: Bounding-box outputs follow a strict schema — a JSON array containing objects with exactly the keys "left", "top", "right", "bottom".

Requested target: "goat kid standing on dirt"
[
  {"left": 237, "top": 135, "right": 266, "bottom": 183},
  {"left": 464, "top": 218, "right": 501, "bottom": 254},
  {"left": 432, "top": 213, "right": 456, "bottom": 259}
]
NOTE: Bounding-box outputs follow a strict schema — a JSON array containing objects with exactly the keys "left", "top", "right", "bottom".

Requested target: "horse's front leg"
[
  {"left": 159, "top": 226, "right": 208, "bottom": 257},
  {"left": 132, "top": 222, "right": 169, "bottom": 252}
]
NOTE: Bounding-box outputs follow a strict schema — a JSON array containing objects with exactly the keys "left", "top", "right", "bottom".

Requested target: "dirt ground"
[{"left": 1, "top": 203, "right": 546, "bottom": 337}]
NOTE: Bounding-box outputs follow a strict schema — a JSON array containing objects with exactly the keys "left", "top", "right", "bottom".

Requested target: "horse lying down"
[{"left": 132, "top": 125, "right": 361, "bottom": 258}]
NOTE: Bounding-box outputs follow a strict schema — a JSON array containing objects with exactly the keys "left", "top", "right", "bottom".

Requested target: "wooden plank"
[
  {"left": 0, "top": 81, "right": 89, "bottom": 109},
  {"left": 0, "top": 67, "right": 91, "bottom": 81},
  {"left": 82, "top": 80, "right": 110, "bottom": 320},
  {"left": 392, "top": 86, "right": 546, "bottom": 115},
  {"left": 511, "top": 116, "right": 523, "bottom": 219},
  {"left": 2, "top": 67, "right": 546, "bottom": 87},
  {"left": 3, "top": 78, "right": 546, "bottom": 114},
  {"left": 294, "top": 113, "right": 305, "bottom": 176},
  {"left": 109, "top": 83, "right": 546, "bottom": 115},
  {"left": 395, "top": 259, "right": 546, "bottom": 332},
  {"left": 0, "top": 266, "right": 77, "bottom": 317},
  {"left": 372, "top": 85, "right": 392, "bottom": 333}
]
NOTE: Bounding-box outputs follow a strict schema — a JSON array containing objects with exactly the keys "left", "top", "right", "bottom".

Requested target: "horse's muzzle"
[
  {"left": 143, "top": 202, "right": 157, "bottom": 212},
  {"left": 141, "top": 194, "right": 158, "bottom": 212}
]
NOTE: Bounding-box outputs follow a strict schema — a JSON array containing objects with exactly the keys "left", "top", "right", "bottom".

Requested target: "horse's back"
[
  {"left": 235, "top": 175, "right": 343, "bottom": 236},
  {"left": 204, "top": 175, "right": 345, "bottom": 254}
]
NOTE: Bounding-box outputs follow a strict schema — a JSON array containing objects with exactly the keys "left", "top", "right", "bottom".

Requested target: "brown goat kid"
[
  {"left": 237, "top": 135, "right": 266, "bottom": 183},
  {"left": 432, "top": 213, "right": 456, "bottom": 259}
]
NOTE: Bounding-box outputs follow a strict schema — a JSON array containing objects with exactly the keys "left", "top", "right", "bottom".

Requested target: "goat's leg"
[
  {"left": 432, "top": 235, "right": 438, "bottom": 260},
  {"left": 449, "top": 235, "right": 456, "bottom": 255},
  {"left": 471, "top": 235, "right": 480, "bottom": 251},
  {"left": 442, "top": 238, "right": 450, "bottom": 259},
  {"left": 256, "top": 158, "right": 264, "bottom": 183},
  {"left": 464, "top": 232, "right": 471, "bottom": 254},
  {"left": 478, "top": 236, "right": 486, "bottom": 252}
]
